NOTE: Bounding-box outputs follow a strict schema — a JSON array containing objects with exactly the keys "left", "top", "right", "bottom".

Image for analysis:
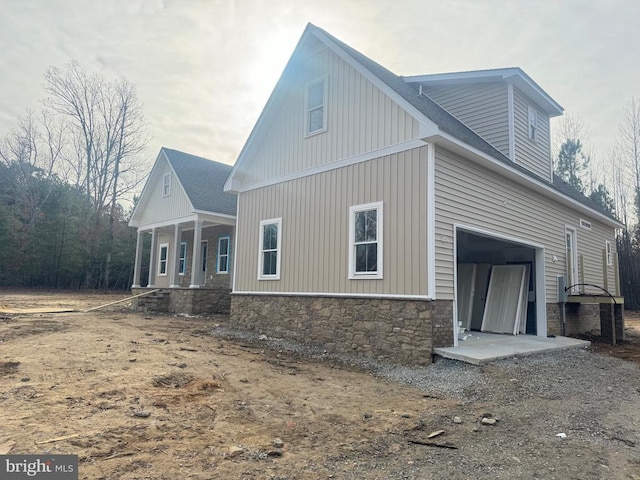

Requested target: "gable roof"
[
  {"left": 403, "top": 68, "right": 564, "bottom": 117},
  {"left": 129, "top": 147, "right": 236, "bottom": 228},
  {"left": 163, "top": 148, "right": 236, "bottom": 216},
  {"left": 226, "top": 23, "right": 620, "bottom": 227}
]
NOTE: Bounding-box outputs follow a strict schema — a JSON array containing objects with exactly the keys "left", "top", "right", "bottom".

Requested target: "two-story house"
[{"left": 222, "top": 24, "right": 623, "bottom": 365}]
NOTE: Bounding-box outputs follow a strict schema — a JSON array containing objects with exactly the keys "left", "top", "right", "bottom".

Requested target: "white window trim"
[
  {"left": 349, "top": 201, "right": 383, "bottom": 280},
  {"left": 304, "top": 75, "right": 328, "bottom": 137},
  {"left": 162, "top": 173, "right": 171, "bottom": 197},
  {"left": 158, "top": 243, "right": 169, "bottom": 276},
  {"left": 528, "top": 105, "right": 538, "bottom": 143},
  {"left": 217, "top": 236, "right": 230, "bottom": 274},
  {"left": 178, "top": 241, "right": 187, "bottom": 275},
  {"left": 258, "top": 218, "right": 282, "bottom": 280},
  {"left": 606, "top": 240, "right": 613, "bottom": 267}
]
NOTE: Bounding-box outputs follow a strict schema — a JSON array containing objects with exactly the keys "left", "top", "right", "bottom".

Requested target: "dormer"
[{"left": 403, "top": 68, "right": 563, "bottom": 182}]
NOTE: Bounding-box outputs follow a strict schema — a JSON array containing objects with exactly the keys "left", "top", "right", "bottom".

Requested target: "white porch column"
[
  {"left": 170, "top": 223, "right": 183, "bottom": 288},
  {"left": 131, "top": 229, "right": 145, "bottom": 288},
  {"left": 147, "top": 227, "right": 159, "bottom": 287},
  {"left": 189, "top": 219, "right": 203, "bottom": 288}
]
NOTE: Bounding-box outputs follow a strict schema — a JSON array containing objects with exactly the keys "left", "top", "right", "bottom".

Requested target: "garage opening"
[{"left": 455, "top": 228, "right": 545, "bottom": 339}]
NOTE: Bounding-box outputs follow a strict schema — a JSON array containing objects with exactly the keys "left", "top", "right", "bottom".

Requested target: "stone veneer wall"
[
  {"left": 546, "top": 303, "right": 601, "bottom": 336},
  {"left": 230, "top": 295, "right": 454, "bottom": 366},
  {"left": 132, "top": 288, "right": 231, "bottom": 315}
]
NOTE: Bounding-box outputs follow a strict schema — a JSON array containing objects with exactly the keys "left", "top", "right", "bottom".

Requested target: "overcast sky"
[{"left": 1, "top": 0, "right": 639, "bottom": 181}]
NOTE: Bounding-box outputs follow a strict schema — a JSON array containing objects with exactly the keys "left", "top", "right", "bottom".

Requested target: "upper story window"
[
  {"left": 528, "top": 106, "right": 538, "bottom": 142},
  {"left": 305, "top": 76, "right": 327, "bottom": 136},
  {"left": 162, "top": 173, "right": 171, "bottom": 197},
  {"left": 258, "top": 218, "right": 282, "bottom": 280},
  {"left": 217, "top": 236, "right": 230, "bottom": 274},
  {"left": 349, "top": 202, "right": 383, "bottom": 279}
]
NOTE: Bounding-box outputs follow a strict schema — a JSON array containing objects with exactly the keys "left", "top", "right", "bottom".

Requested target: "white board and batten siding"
[
  {"left": 234, "top": 46, "right": 420, "bottom": 189},
  {"left": 423, "top": 82, "right": 510, "bottom": 158},
  {"left": 234, "top": 147, "right": 429, "bottom": 296},
  {"left": 434, "top": 145, "right": 617, "bottom": 302},
  {"left": 136, "top": 162, "right": 192, "bottom": 227},
  {"left": 513, "top": 87, "right": 552, "bottom": 181}
]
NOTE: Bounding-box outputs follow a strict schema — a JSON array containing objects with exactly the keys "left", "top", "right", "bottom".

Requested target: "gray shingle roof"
[
  {"left": 163, "top": 147, "right": 236, "bottom": 216},
  {"left": 310, "top": 24, "right": 618, "bottom": 222}
]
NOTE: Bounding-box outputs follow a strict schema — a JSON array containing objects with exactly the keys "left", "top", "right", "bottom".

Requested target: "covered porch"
[{"left": 131, "top": 212, "right": 235, "bottom": 290}]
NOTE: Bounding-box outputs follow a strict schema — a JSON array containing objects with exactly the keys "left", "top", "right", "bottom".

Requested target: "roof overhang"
[
  {"left": 130, "top": 211, "right": 236, "bottom": 230},
  {"left": 404, "top": 68, "right": 564, "bottom": 117}
]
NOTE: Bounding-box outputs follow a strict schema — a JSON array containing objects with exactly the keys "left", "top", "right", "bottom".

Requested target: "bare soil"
[{"left": 1, "top": 291, "right": 640, "bottom": 479}]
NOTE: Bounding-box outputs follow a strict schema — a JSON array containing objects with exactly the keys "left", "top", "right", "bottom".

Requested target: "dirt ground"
[{"left": 1, "top": 291, "right": 640, "bottom": 479}]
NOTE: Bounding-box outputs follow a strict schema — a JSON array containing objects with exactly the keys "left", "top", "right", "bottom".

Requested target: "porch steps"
[{"left": 136, "top": 291, "right": 170, "bottom": 313}]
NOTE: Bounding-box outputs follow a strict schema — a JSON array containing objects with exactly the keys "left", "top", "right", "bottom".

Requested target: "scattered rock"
[
  {"left": 133, "top": 411, "right": 150, "bottom": 418},
  {"left": 239, "top": 378, "right": 249, "bottom": 383},
  {"left": 128, "top": 358, "right": 137, "bottom": 362},
  {"left": 453, "top": 416, "right": 462, "bottom": 424},
  {"left": 21, "top": 377, "right": 30, "bottom": 382},
  {"left": 401, "top": 413, "right": 411, "bottom": 418},
  {"left": 227, "top": 445, "right": 243, "bottom": 458},
  {"left": 362, "top": 413, "right": 372, "bottom": 420},
  {"left": 481, "top": 417, "right": 497, "bottom": 426},
  {"left": 272, "top": 438, "right": 284, "bottom": 448},
  {"left": 177, "top": 363, "right": 187, "bottom": 369},
  {"left": 267, "top": 450, "right": 283, "bottom": 457}
]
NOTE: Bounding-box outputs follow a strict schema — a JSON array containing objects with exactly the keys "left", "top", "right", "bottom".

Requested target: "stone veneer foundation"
[{"left": 230, "top": 295, "right": 454, "bottom": 366}]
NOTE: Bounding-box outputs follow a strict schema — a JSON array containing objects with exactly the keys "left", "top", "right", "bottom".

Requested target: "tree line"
[
  {"left": 1, "top": 63, "right": 640, "bottom": 304},
  {"left": 0, "top": 63, "right": 149, "bottom": 289}
]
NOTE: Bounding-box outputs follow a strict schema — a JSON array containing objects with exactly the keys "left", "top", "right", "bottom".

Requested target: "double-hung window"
[
  {"left": 158, "top": 243, "right": 169, "bottom": 275},
  {"left": 178, "top": 242, "right": 187, "bottom": 275},
  {"left": 349, "top": 202, "right": 383, "bottom": 279},
  {"left": 217, "top": 236, "right": 230, "bottom": 274},
  {"left": 305, "top": 77, "right": 327, "bottom": 136},
  {"left": 258, "top": 218, "right": 282, "bottom": 280},
  {"left": 606, "top": 240, "right": 613, "bottom": 266}
]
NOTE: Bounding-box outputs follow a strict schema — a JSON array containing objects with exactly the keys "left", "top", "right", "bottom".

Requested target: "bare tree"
[
  {"left": 43, "top": 62, "right": 149, "bottom": 287},
  {"left": 0, "top": 110, "right": 65, "bottom": 227},
  {"left": 617, "top": 97, "right": 640, "bottom": 219}
]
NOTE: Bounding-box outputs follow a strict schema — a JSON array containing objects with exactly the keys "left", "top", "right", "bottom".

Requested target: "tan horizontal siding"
[
  {"left": 236, "top": 46, "right": 420, "bottom": 188},
  {"left": 424, "top": 83, "right": 510, "bottom": 157},
  {"left": 137, "top": 163, "right": 193, "bottom": 226},
  {"left": 513, "top": 87, "right": 552, "bottom": 180},
  {"left": 434, "top": 145, "right": 617, "bottom": 301},
  {"left": 235, "top": 147, "right": 429, "bottom": 296}
]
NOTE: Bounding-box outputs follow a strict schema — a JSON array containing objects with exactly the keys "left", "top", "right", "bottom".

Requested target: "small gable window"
[
  {"left": 162, "top": 173, "right": 171, "bottom": 197},
  {"left": 528, "top": 106, "right": 538, "bottom": 142},
  {"left": 305, "top": 77, "right": 327, "bottom": 136}
]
